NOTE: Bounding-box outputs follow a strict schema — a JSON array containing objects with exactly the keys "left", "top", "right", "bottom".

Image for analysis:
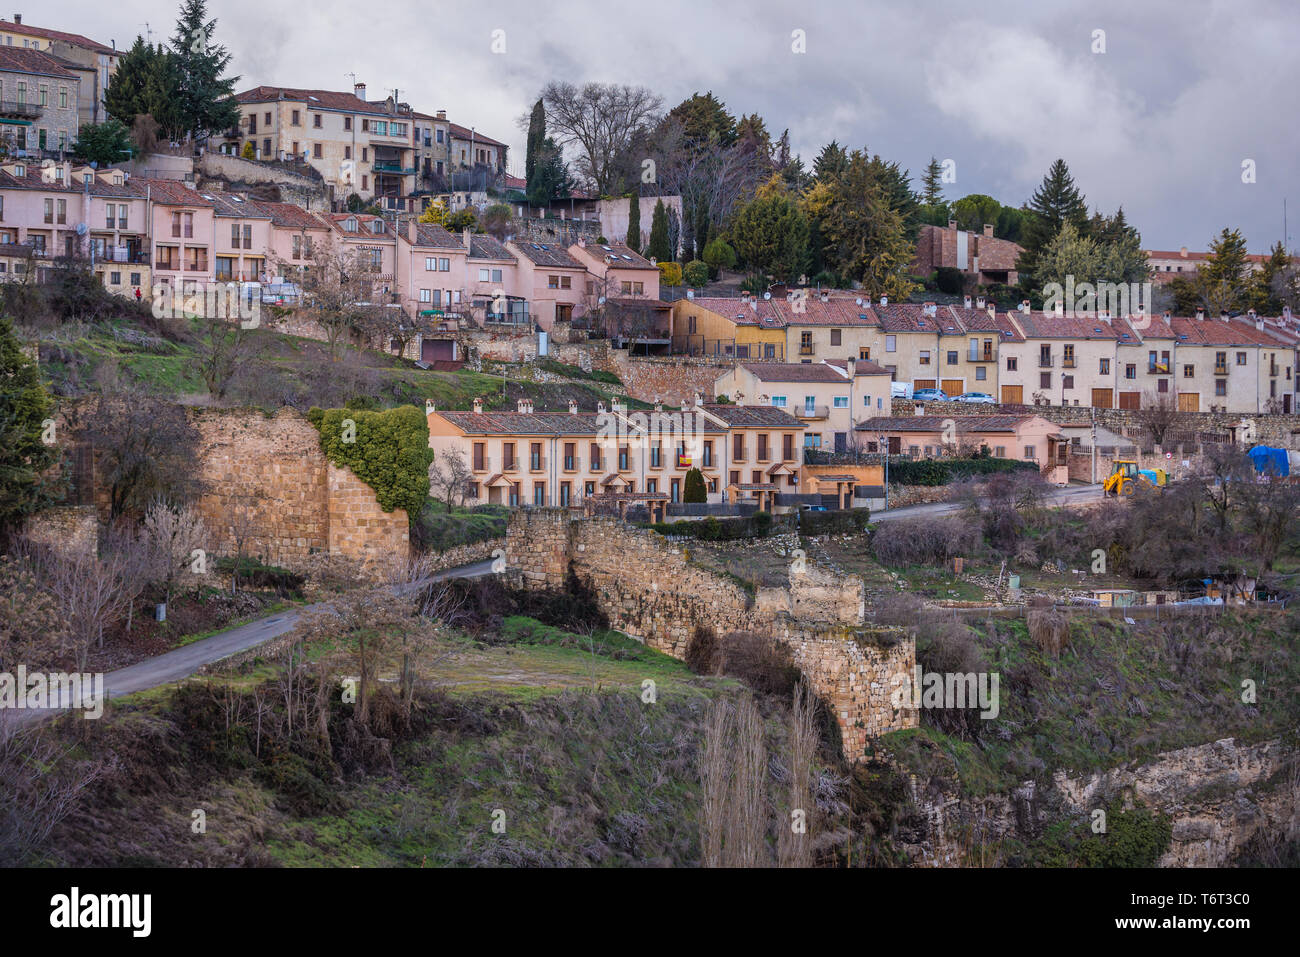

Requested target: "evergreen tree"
[
  {"left": 1195, "top": 227, "right": 1253, "bottom": 314},
  {"left": 625, "top": 194, "right": 641, "bottom": 252},
  {"left": 693, "top": 195, "right": 710, "bottom": 261},
  {"left": 921, "top": 156, "right": 945, "bottom": 207},
  {"left": 526, "top": 137, "right": 570, "bottom": 207},
  {"left": 1017, "top": 158, "right": 1089, "bottom": 288},
  {"left": 0, "top": 318, "right": 59, "bottom": 533},
  {"left": 732, "top": 179, "right": 810, "bottom": 285},
  {"left": 1251, "top": 241, "right": 1298, "bottom": 315},
  {"left": 813, "top": 141, "right": 848, "bottom": 181},
  {"left": 524, "top": 98, "right": 546, "bottom": 186},
  {"left": 104, "top": 36, "right": 154, "bottom": 125},
  {"left": 683, "top": 468, "right": 707, "bottom": 503},
  {"left": 72, "top": 120, "right": 136, "bottom": 166},
  {"left": 646, "top": 199, "right": 671, "bottom": 262},
  {"left": 665, "top": 91, "right": 736, "bottom": 147},
  {"left": 169, "top": 0, "right": 240, "bottom": 140}
]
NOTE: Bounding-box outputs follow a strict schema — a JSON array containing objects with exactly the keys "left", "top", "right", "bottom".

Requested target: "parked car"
[
  {"left": 912, "top": 388, "right": 948, "bottom": 401},
  {"left": 955, "top": 391, "right": 997, "bottom": 404},
  {"left": 890, "top": 382, "right": 913, "bottom": 399}
]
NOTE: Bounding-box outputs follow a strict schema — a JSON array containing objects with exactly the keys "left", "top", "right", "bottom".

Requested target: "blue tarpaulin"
[{"left": 1247, "top": 446, "right": 1290, "bottom": 477}]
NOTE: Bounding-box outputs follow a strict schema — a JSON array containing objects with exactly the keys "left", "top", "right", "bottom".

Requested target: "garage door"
[
  {"left": 1001, "top": 385, "right": 1023, "bottom": 404},
  {"left": 1177, "top": 392, "right": 1200, "bottom": 412},
  {"left": 1091, "top": 389, "right": 1113, "bottom": 409},
  {"left": 1119, "top": 392, "right": 1141, "bottom": 410},
  {"left": 421, "top": 338, "right": 455, "bottom": 362},
  {"left": 914, "top": 379, "right": 936, "bottom": 391},
  {"left": 941, "top": 379, "right": 964, "bottom": 397}
]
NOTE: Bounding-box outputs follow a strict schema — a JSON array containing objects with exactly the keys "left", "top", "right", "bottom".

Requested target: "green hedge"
[
  {"left": 887, "top": 456, "right": 1037, "bottom": 487},
  {"left": 646, "top": 511, "right": 776, "bottom": 540},
  {"left": 307, "top": 405, "right": 434, "bottom": 516}
]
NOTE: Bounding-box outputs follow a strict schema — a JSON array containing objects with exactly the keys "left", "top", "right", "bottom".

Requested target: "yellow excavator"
[{"left": 1103, "top": 458, "right": 1169, "bottom": 496}]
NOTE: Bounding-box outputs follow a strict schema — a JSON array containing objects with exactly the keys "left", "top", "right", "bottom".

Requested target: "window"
[
  {"left": 1237, "top": 352, "right": 1247, "bottom": 366},
  {"left": 548, "top": 275, "right": 559, "bottom": 289},
  {"left": 440, "top": 258, "right": 450, "bottom": 271},
  {"left": 1040, "top": 372, "right": 1051, "bottom": 388},
  {"left": 361, "top": 175, "right": 367, "bottom": 190},
  {"left": 561, "top": 275, "right": 572, "bottom": 289},
  {"left": 479, "top": 267, "right": 490, "bottom": 281},
  {"left": 733, "top": 433, "right": 745, "bottom": 461},
  {"left": 1183, "top": 364, "right": 1195, "bottom": 378},
  {"left": 975, "top": 367, "right": 987, "bottom": 381},
  {"left": 118, "top": 206, "right": 127, "bottom": 228},
  {"left": 491, "top": 268, "right": 502, "bottom": 282},
  {"left": 344, "top": 116, "right": 352, "bottom": 131},
  {"left": 291, "top": 110, "right": 300, "bottom": 125},
  {"left": 264, "top": 112, "right": 271, "bottom": 126},
  {"left": 313, "top": 113, "right": 322, "bottom": 128},
  {"left": 43, "top": 198, "right": 53, "bottom": 223},
  {"left": 800, "top": 331, "right": 813, "bottom": 354},
  {"left": 757, "top": 434, "right": 769, "bottom": 461},
  {"left": 833, "top": 396, "right": 849, "bottom": 408},
  {"left": 313, "top": 143, "right": 322, "bottom": 158},
  {"left": 426, "top": 258, "right": 437, "bottom": 271},
  {"left": 1216, "top": 379, "right": 1227, "bottom": 396},
  {"left": 589, "top": 443, "right": 601, "bottom": 470},
  {"left": 1125, "top": 364, "right": 1136, "bottom": 380},
  {"left": 106, "top": 204, "right": 116, "bottom": 228},
  {"left": 1099, "top": 358, "right": 1110, "bottom": 375},
  {"left": 1063, "top": 375, "right": 1074, "bottom": 389},
  {"left": 859, "top": 346, "right": 871, "bottom": 360},
  {"left": 1023, "top": 446, "right": 1036, "bottom": 461},
  {"left": 419, "top": 289, "right": 431, "bottom": 303},
  {"left": 1062, "top": 344, "right": 1075, "bottom": 367},
  {"left": 344, "top": 146, "right": 351, "bottom": 160},
  {"left": 1006, "top": 356, "right": 1017, "bottom": 371},
  {"left": 56, "top": 199, "right": 66, "bottom": 224},
  {"left": 919, "top": 350, "right": 931, "bottom": 365},
  {"left": 1157, "top": 379, "right": 1169, "bottom": 393},
  {"left": 885, "top": 335, "right": 896, "bottom": 353},
  {"left": 830, "top": 329, "right": 841, "bottom": 347},
  {"left": 770, "top": 395, "right": 787, "bottom": 407},
  {"left": 262, "top": 138, "right": 271, "bottom": 156},
  {"left": 533, "top": 484, "right": 545, "bottom": 505},
  {"left": 947, "top": 351, "right": 958, "bottom": 365}
]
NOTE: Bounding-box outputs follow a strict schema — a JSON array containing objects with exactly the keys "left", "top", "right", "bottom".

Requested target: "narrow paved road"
[
  {"left": 4, "top": 558, "right": 496, "bottom": 724},
  {"left": 870, "top": 483, "right": 1102, "bottom": 522}
]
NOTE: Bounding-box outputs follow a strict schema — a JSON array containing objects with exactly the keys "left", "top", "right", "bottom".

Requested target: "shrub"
[
  {"left": 683, "top": 468, "right": 707, "bottom": 503},
  {"left": 647, "top": 511, "right": 781, "bottom": 541},
  {"left": 934, "top": 266, "right": 965, "bottom": 294},
  {"left": 871, "top": 516, "right": 980, "bottom": 566},
  {"left": 702, "top": 238, "right": 736, "bottom": 272},
  {"left": 799, "top": 508, "right": 870, "bottom": 536},
  {"left": 240, "top": 141, "right": 255, "bottom": 160},
  {"left": 683, "top": 260, "right": 710, "bottom": 288},
  {"left": 887, "top": 456, "right": 1037, "bottom": 487},
  {"left": 308, "top": 405, "right": 435, "bottom": 517},
  {"left": 657, "top": 262, "right": 683, "bottom": 287}
]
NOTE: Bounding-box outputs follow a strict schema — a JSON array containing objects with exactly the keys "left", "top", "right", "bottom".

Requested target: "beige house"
[
  {"left": 0, "top": 15, "right": 117, "bottom": 125},
  {"left": 854, "top": 414, "right": 1070, "bottom": 482},
  {"left": 713, "top": 358, "right": 890, "bottom": 452}
]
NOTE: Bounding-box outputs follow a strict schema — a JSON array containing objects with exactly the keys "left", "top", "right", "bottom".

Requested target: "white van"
[{"left": 890, "top": 381, "right": 913, "bottom": 399}]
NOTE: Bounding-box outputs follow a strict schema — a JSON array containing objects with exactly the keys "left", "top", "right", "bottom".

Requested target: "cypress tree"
[
  {"left": 625, "top": 194, "right": 641, "bottom": 252},
  {"left": 525, "top": 98, "right": 546, "bottom": 187},
  {"left": 646, "top": 199, "right": 671, "bottom": 262},
  {"left": 0, "top": 318, "right": 58, "bottom": 532}
]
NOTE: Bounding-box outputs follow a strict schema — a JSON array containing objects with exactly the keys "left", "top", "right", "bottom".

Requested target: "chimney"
[
  {"left": 1196, "top": 309, "right": 1205, "bottom": 321},
  {"left": 568, "top": 399, "right": 578, "bottom": 414},
  {"left": 987, "top": 303, "right": 996, "bottom": 319},
  {"left": 1052, "top": 300, "right": 1064, "bottom": 317},
  {"left": 1020, "top": 299, "right": 1030, "bottom": 313},
  {"left": 976, "top": 296, "right": 985, "bottom": 309},
  {"left": 947, "top": 217, "right": 957, "bottom": 230},
  {"left": 407, "top": 219, "right": 417, "bottom": 243},
  {"left": 734, "top": 391, "right": 745, "bottom": 407},
  {"left": 1163, "top": 310, "right": 1172, "bottom": 321},
  {"left": 597, "top": 401, "right": 606, "bottom": 414},
  {"left": 983, "top": 223, "right": 994, "bottom": 237},
  {"left": 846, "top": 358, "right": 855, "bottom": 378},
  {"left": 1284, "top": 306, "right": 1293, "bottom": 321},
  {"left": 354, "top": 81, "right": 366, "bottom": 101},
  {"left": 463, "top": 227, "right": 472, "bottom": 248},
  {"left": 13, "top": 14, "right": 19, "bottom": 24},
  {"left": 1219, "top": 310, "right": 1230, "bottom": 322},
  {"left": 694, "top": 392, "right": 703, "bottom": 409},
  {"left": 654, "top": 401, "right": 663, "bottom": 412},
  {"left": 472, "top": 397, "right": 483, "bottom": 413},
  {"left": 436, "top": 109, "right": 447, "bottom": 120},
  {"left": 880, "top": 295, "right": 888, "bottom": 306},
  {"left": 963, "top": 295, "right": 972, "bottom": 309},
  {"left": 680, "top": 399, "right": 689, "bottom": 412},
  {"left": 913, "top": 403, "right": 925, "bottom": 416}
]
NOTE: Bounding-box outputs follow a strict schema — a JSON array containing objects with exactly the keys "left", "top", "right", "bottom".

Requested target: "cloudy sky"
[{"left": 47, "top": 0, "right": 1299, "bottom": 252}]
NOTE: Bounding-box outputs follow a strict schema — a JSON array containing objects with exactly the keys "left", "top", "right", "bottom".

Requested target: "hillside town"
[{"left": 0, "top": 0, "right": 1296, "bottom": 892}]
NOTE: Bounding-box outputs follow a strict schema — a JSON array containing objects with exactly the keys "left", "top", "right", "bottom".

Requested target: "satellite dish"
[
  {"left": 75, "top": 222, "right": 88, "bottom": 236},
  {"left": 763, "top": 292, "right": 771, "bottom": 300}
]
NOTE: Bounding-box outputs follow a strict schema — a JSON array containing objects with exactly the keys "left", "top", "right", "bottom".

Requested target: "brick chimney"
[
  {"left": 983, "top": 223, "right": 994, "bottom": 237},
  {"left": 568, "top": 399, "right": 578, "bottom": 414},
  {"left": 472, "top": 397, "right": 483, "bottom": 413}
]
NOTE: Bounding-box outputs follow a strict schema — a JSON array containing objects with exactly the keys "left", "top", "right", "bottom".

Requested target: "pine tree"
[
  {"left": 0, "top": 318, "right": 59, "bottom": 533},
  {"left": 625, "top": 194, "right": 641, "bottom": 252},
  {"left": 525, "top": 98, "right": 546, "bottom": 187},
  {"left": 813, "top": 141, "right": 848, "bottom": 181},
  {"left": 646, "top": 199, "right": 671, "bottom": 262},
  {"left": 526, "top": 137, "right": 569, "bottom": 207},
  {"left": 104, "top": 35, "right": 154, "bottom": 125},
  {"left": 169, "top": 0, "right": 240, "bottom": 140},
  {"left": 1017, "top": 158, "right": 1089, "bottom": 288},
  {"left": 1251, "top": 241, "right": 1297, "bottom": 315},
  {"left": 1196, "top": 227, "right": 1253, "bottom": 314},
  {"left": 921, "top": 156, "right": 945, "bottom": 206}
]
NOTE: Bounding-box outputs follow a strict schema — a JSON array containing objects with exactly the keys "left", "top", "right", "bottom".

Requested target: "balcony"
[
  {"left": 529, "top": 456, "right": 545, "bottom": 472},
  {"left": 0, "top": 99, "right": 41, "bottom": 120},
  {"left": 1148, "top": 362, "right": 1170, "bottom": 375},
  {"left": 1038, "top": 357, "right": 1054, "bottom": 368},
  {"left": 1062, "top": 357, "right": 1077, "bottom": 369},
  {"left": 797, "top": 405, "right": 830, "bottom": 420},
  {"left": 799, "top": 345, "right": 815, "bottom": 356},
  {"left": 968, "top": 350, "right": 995, "bottom": 363},
  {"left": 373, "top": 162, "right": 416, "bottom": 175},
  {"left": 1214, "top": 364, "right": 1229, "bottom": 376}
]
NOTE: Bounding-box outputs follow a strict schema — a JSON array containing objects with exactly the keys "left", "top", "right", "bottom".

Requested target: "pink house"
[
  {"left": 853, "top": 413, "right": 1070, "bottom": 483},
  {"left": 208, "top": 192, "right": 272, "bottom": 282},
  {"left": 145, "top": 178, "right": 217, "bottom": 293},
  {"left": 464, "top": 231, "right": 527, "bottom": 326},
  {"left": 504, "top": 238, "right": 587, "bottom": 330},
  {"left": 394, "top": 219, "right": 467, "bottom": 320},
  {"left": 326, "top": 212, "right": 397, "bottom": 300},
  {"left": 259, "top": 201, "right": 333, "bottom": 279},
  {"left": 569, "top": 240, "right": 661, "bottom": 301}
]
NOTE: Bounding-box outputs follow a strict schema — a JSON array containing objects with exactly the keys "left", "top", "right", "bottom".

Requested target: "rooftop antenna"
[{"left": 141, "top": 22, "right": 153, "bottom": 44}]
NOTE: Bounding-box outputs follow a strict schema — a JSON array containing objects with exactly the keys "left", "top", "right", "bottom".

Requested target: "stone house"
[{"left": 0, "top": 45, "right": 79, "bottom": 155}]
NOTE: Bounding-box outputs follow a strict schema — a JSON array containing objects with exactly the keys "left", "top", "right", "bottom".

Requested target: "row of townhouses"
[{"left": 676, "top": 294, "right": 1300, "bottom": 432}]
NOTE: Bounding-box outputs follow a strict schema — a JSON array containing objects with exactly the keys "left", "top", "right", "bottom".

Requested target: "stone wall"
[
  {"left": 23, "top": 506, "right": 98, "bottom": 562},
  {"left": 504, "top": 508, "right": 916, "bottom": 760},
  {"left": 426, "top": 537, "right": 504, "bottom": 572},
  {"left": 197, "top": 152, "right": 331, "bottom": 212}
]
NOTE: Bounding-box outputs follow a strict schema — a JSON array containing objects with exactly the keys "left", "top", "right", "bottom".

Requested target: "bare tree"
[
  {"left": 1134, "top": 390, "right": 1184, "bottom": 449},
  {"left": 428, "top": 448, "right": 473, "bottom": 513},
  {"left": 778, "top": 678, "right": 818, "bottom": 868},
  {"left": 142, "top": 498, "right": 208, "bottom": 606},
  {"left": 0, "top": 553, "right": 68, "bottom": 673},
  {"left": 0, "top": 721, "right": 106, "bottom": 865},
  {"left": 537, "top": 82, "right": 664, "bottom": 196},
  {"left": 195, "top": 315, "right": 265, "bottom": 401},
  {"left": 43, "top": 549, "right": 129, "bottom": 670},
  {"left": 276, "top": 237, "right": 388, "bottom": 361},
  {"left": 224, "top": 488, "right": 267, "bottom": 595}
]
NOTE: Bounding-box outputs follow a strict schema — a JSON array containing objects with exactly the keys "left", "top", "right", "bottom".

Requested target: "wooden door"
[
  {"left": 914, "top": 379, "right": 936, "bottom": 391},
  {"left": 1177, "top": 392, "right": 1199, "bottom": 412},
  {"left": 1090, "top": 388, "right": 1113, "bottom": 409},
  {"left": 1001, "top": 385, "right": 1023, "bottom": 404},
  {"left": 941, "top": 379, "right": 964, "bottom": 396},
  {"left": 1119, "top": 392, "right": 1141, "bottom": 410}
]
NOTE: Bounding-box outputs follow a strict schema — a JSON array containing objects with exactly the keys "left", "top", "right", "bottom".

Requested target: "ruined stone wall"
[
  {"left": 190, "top": 408, "right": 407, "bottom": 579},
  {"left": 505, "top": 508, "right": 917, "bottom": 759}
]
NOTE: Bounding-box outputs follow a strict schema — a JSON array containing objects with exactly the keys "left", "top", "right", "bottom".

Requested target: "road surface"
[{"left": 3, "top": 558, "right": 496, "bottom": 724}]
